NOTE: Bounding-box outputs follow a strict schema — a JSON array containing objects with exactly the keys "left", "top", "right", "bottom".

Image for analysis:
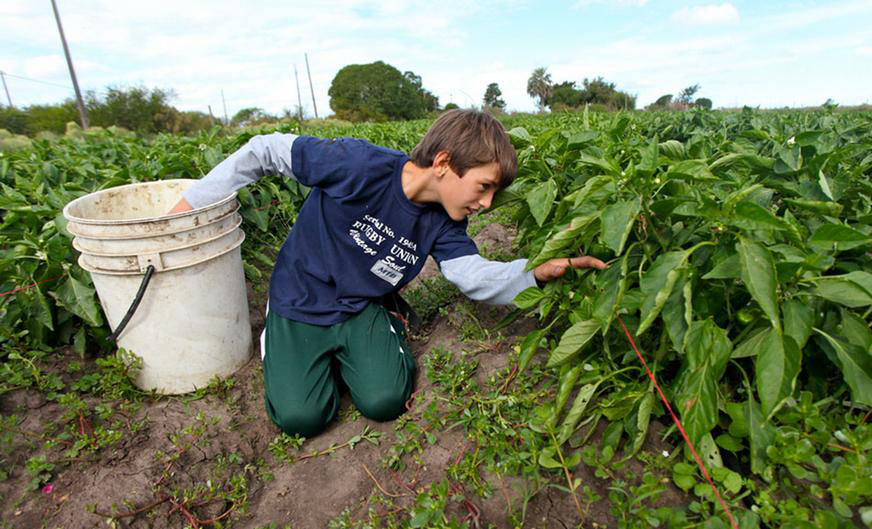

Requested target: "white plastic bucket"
[{"left": 62, "top": 179, "right": 251, "bottom": 394}]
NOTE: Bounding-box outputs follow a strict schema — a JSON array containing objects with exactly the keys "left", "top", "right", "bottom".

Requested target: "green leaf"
[
  {"left": 730, "top": 202, "right": 791, "bottom": 232},
  {"left": 513, "top": 287, "right": 545, "bottom": 310},
  {"left": 628, "top": 390, "right": 655, "bottom": 457},
  {"left": 756, "top": 330, "right": 801, "bottom": 418},
  {"left": 774, "top": 144, "right": 802, "bottom": 173},
  {"left": 54, "top": 276, "right": 103, "bottom": 327},
  {"left": 817, "top": 169, "right": 834, "bottom": 200},
  {"left": 578, "top": 154, "right": 620, "bottom": 176},
  {"left": 527, "top": 179, "right": 558, "bottom": 227},
  {"left": 547, "top": 320, "right": 600, "bottom": 368},
  {"left": 839, "top": 308, "right": 872, "bottom": 351},
  {"left": 659, "top": 140, "right": 685, "bottom": 160},
  {"left": 566, "top": 130, "right": 599, "bottom": 149},
  {"left": 783, "top": 300, "right": 815, "bottom": 349},
  {"left": 636, "top": 251, "right": 688, "bottom": 336},
  {"left": 29, "top": 286, "right": 54, "bottom": 332},
  {"left": 637, "top": 138, "right": 659, "bottom": 175},
  {"left": 809, "top": 223, "right": 872, "bottom": 251},
  {"left": 518, "top": 330, "right": 544, "bottom": 374},
  {"left": 507, "top": 127, "right": 532, "bottom": 146},
  {"left": 745, "top": 397, "right": 774, "bottom": 476},
  {"left": 558, "top": 382, "right": 600, "bottom": 443},
  {"left": 573, "top": 175, "right": 614, "bottom": 209},
  {"left": 732, "top": 327, "right": 768, "bottom": 359},
  {"left": 784, "top": 198, "right": 843, "bottom": 217},
  {"left": 600, "top": 198, "right": 641, "bottom": 255},
  {"left": 676, "top": 320, "right": 733, "bottom": 444},
  {"left": 673, "top": 470, "right": 696, "bottom": 492},
  {"left": 715, "top": 433, "right": 744, "bottom": 452},
  {"left": 538, "top": 447, "right": 562, "bottom": 469},
  {"left": 737, "top": 237, "right": 781, "bottom": 334},
  {"left": 591, "top": 260, "right": 625, "bottom": 330},
  {"left": 527, "top": 213, "right": 599, "bottom": 269},
  {"left": 810, "top": 275, "right": 872, "bottom": 307},
  {"left": 702, "top": 254, "right": 740, "bottom": 280},
  {"left": 667, "top": 159, "right": 717, "bottom": 181},
  {"left": 660, "top": 269, "right": 691, "bottom": 352},
  {"left": 710, "top": 153, "right": 773, "bottom": 174},
  {"left": 815, "top": 329, "right": 872, "bottom": 406}
]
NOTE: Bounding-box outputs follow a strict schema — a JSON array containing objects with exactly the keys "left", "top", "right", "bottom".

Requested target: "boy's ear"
[{"left": 433, "top": 151, "right": 451, "bottom": 176}]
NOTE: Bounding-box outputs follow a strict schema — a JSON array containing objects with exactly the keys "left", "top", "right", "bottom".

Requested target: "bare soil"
[{"left": 0, "top": 224, "right": 689, "bottom": 528}]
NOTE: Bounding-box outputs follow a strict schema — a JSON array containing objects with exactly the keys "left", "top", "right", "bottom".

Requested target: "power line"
[{"left": 0, "top": 71, "right": 72, "bottom": 91}]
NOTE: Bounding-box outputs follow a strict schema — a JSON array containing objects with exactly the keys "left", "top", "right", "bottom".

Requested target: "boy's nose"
[{"left": 479, "top": 190, "right": 495, "bottom": 209}]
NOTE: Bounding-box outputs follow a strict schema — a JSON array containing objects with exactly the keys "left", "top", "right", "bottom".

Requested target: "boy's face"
[{"left": 439, "top": 162, "right": 500, "bottom": 221}]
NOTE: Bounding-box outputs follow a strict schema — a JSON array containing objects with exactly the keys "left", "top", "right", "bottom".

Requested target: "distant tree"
[
  {"left": 548, "top": 81, "right": 585, "bottom": 109},
  {"left": 22, "top": 101, "right": 80, "bottom": 135},
  {"left": 580, "top": 77, "right": 636, "bottom": 109},
  {"left": 443, "top": 103, "right": 460, "bottom": 111},
  {"left": 650, "top": 94, "right": 673, "bottom": 109},
  {"left": 547, "top": 77, "right": 635, "bottom": 110},
  {"left": 677, "top": 84, "right": 700, "bottom": 105},
  {"left": 694, "top": 97, "right": 713, "bottom": 110},
  {"left": 404, "top": 70, "right": 439, "bottom": 113},
  {"left": 329, "top": 61, "right": 430, "bottom": 121},
  {"left": 86, "top": 85, "right": 177, "bottom": 133},
  {"left": 0, "top": 106, "right": 31, "bottom": 135},
  {"left": 483, "top": 83, "right": 506, "bottom": 111},
  {"left": 526, "top": 67, "right": 553, "bottom": 113},
  {"left": 169, "top": 110, "right": 215, "bottom": 134},
  {"left": 230, "top": 107, "right": 275, "bottom": 127}
]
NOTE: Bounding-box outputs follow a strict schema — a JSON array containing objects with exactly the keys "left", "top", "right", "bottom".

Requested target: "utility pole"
[
  {"left": 305, "top": 53, "right": 318, "bottom": 119},
  {"left": 293, "top": 64, "right": 304, "bottom": 121},
  {"left": 50, "top": 0, "right": 89, "bottom": 128},
  {"left": 207, "top": 104, "right": 216, "bottom": 126},
  {"left": 0, "top": 72, "right": 12, "bottom": 107},
  {"left": 221, "top": 89, "right": 229, "bottom": 125}
]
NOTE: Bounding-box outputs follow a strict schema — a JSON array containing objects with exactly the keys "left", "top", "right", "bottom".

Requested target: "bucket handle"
[{"left": 108, "top": 265, "right": 155, "bottom": 342}]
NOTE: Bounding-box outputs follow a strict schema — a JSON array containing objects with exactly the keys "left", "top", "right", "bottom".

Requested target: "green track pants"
[{"left": 262, "top": 303, "right": 416, "bottom": 437}]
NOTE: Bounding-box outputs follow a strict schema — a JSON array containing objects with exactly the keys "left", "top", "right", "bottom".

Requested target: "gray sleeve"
[
  {"left": 440, "top": 254, "right": 537, "bottom": 305},
  {"left": 182, "top": 132, "right": 300, "bottom": 208}
]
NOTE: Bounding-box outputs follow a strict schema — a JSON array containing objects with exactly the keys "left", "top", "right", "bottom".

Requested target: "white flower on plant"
[
  {"left": 787, "top": 136, "right": 795, "bottom": 145},
  {"left": 199, "top": 143, "right": 207, "bottom": 150},
  {"left": 662, "top": 450, "right": 670, "bottom": 457}
]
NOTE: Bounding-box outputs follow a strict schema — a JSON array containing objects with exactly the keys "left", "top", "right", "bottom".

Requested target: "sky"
[{"left": 2, "top": 0, "right": 871, "bottom": 119}]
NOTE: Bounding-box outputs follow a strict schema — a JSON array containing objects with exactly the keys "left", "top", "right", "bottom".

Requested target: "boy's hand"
[
  {"left": 534, "top": 256, "right": 607, "bottom": 283},
  {"left": 167, "top": 198, "right": 194, "bottom": 214}
]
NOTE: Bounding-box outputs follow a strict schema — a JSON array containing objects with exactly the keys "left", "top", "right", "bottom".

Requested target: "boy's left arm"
[{"left": 439, "top": 254, "right": 606, "bottom": 305}]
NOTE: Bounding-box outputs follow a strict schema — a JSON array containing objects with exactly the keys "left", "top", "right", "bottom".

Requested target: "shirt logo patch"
[{"left": 370, "top": 259, "right": 403, "bottom": 286}]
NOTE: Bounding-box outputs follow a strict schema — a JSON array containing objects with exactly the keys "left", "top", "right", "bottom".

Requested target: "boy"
[{"left": 169, "top": 109, "right": 605, "bottom": 437}]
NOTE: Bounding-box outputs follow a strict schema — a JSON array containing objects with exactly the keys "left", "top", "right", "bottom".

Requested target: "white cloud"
[
  {"left": 22, "top": 55, "right": 66, "bottom": 78},
  {"left": 858, "top": 47, "right": 872, "bottom": 56},
  {"left": 574, "top": 0, "right": 648, "bottom": 8},
  {"left": 672, "top": 3, "right": 740, "bottom": 26}
]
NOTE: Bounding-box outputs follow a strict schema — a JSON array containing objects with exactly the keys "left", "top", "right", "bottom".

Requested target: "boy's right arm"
[{"left": 169, "top": 132, "right": 299, "bottom": 212}]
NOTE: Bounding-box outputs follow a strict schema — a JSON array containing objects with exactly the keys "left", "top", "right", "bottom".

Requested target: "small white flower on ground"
[{"left": 662, "top": 450, "right": 670, "bottom": 457}]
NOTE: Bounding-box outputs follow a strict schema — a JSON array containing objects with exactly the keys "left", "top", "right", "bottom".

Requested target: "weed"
[{"left": 268, "top": 432, "right": 306, "bottom": 464}]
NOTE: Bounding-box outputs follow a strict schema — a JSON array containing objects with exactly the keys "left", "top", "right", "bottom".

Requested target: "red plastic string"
[
  {"left": 616, "top": 315, "right": 739, "bottom": 529},
  {"left": 0, "top": 275, "right": 65, "bottom": 298}
]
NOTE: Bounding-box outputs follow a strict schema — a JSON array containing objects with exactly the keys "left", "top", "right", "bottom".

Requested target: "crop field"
[{"left": 1, "top": 108, "right": 871, "bottom": 528}]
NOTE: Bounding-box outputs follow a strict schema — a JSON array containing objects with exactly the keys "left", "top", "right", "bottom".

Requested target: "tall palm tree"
[{"left": 526, "top": 67, "right": 553, "bottom": 113}]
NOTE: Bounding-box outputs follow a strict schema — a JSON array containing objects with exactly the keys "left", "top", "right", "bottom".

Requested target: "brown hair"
[{"left": 410, "top": 109, "right": 517, "bottom": 187}]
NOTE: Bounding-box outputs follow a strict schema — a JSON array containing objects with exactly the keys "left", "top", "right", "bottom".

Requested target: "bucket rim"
[
  {"left": 62, "top": 179, "right": 237, "bottom": 225},
  {"left": 78, "top": 230, "right": 246, "bottom": 276},
  {"left": 66, "top": 207, "right": 240, "bottom": 241},
  {"left": 72, "top": 215, "right": 243, "bottom": 257}
]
